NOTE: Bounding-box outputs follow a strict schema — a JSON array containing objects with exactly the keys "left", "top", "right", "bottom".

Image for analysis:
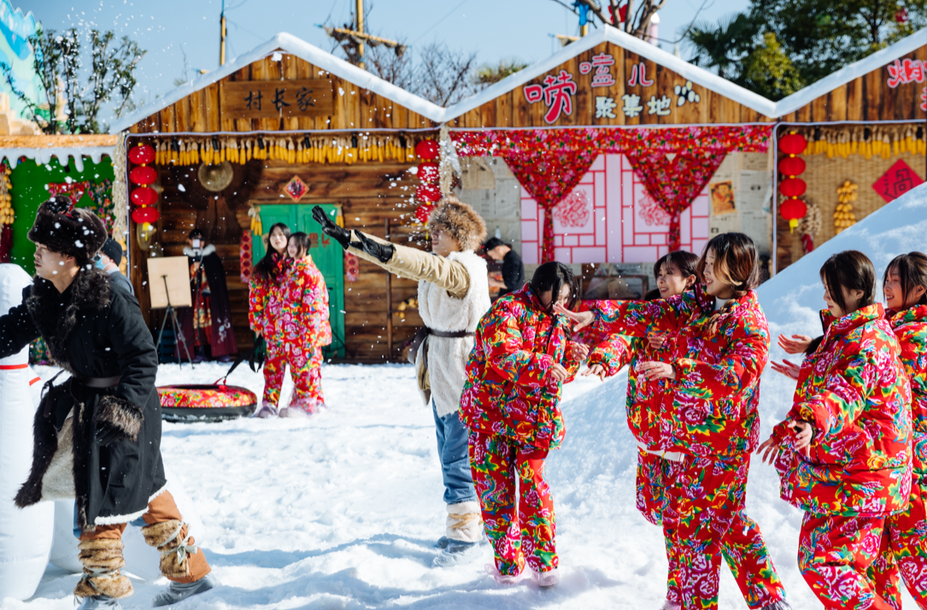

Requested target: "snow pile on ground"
[{"left": 12, "top": 184, "right": 927, "bottom": 609}]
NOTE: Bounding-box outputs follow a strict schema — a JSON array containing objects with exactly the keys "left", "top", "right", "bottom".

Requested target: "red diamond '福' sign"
[
  {"left": 872, "top": 159, "right": 924, "bottom": 203},
  {"left": 284, "top": 176, "right": 308, "bottom": 202}
]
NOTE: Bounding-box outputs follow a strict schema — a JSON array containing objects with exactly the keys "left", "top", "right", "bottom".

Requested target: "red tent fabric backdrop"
[{"left": 453, "top": 126, "right": 772, "bottom": 262}]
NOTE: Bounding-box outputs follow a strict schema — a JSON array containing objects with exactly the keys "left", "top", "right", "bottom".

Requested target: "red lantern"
[
  {"left": 779, "top": 134, "right": 807, "bottom": 156},
  {"left": 415, "top": 140, "right": 439, "bottom": 160},
  {"left": 415, "top": 182, "right": 441, "bottom": 203},
  {"left": 131, "top": 207, "right": 160, "bottom": 224},
  {"left": 130, "top": 186, "right": 158, "bottom": 207},
  {"left": 780, "top": 198, "right": 807, "bottom": 232},
  {"left": 417, "top": 162, "right": 439, "bottom": 184},
  {"left": 414, "top": 204, "right": 435, "bottom": 224},
  {"left": 129, "top": 165, "right": 158, "bottom": 186},
  {"left": 128, "top": 144, "right": 156, "bottom": 165},
  {"left": 777, "top": 156, "right": 806, "bottom": 177},
  {"left": 779, "top": 177, "right": 807, "bottom": 198}
]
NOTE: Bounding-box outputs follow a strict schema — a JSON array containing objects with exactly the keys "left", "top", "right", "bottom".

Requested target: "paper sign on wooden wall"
[{"left": 222, "top": 80, "right": 334, "bottom": 119}]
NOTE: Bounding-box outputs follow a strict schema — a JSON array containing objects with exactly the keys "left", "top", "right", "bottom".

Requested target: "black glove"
[
  {"left": 95, "top": 422, "right": 122, "bottom": 446},
  {"left": 355, "top": 231, "right": 395, "bottom": 264},
  {"left": 311, "top": 205, "right": 351, "bottom": 250}
]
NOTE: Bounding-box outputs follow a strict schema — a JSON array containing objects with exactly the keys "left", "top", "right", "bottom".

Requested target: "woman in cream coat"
[{"left": 313, "top": 198, "right": 489, "bottom": 567}]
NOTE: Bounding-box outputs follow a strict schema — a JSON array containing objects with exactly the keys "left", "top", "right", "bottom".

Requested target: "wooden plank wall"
[
  {"left": 129, "top": 54, "right": 437, "bottom": 134},
  {"left": 779, "top": 47, "right": 927, "bottom": 123},
  {"left": 138, "top": 158, "right": 425, "bottom": 362},
  {"left": 448, "top": 42, "right": 776, "bottom": 128}
]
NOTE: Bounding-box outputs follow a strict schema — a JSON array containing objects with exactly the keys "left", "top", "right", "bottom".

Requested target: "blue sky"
[{"left": 17, "top": 0, "right": 749, "bottom": 113}]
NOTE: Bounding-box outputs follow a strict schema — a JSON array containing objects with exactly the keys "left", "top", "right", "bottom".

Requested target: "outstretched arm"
[{"left": 313, "top": 205, "right": 470, "bottom": 298}]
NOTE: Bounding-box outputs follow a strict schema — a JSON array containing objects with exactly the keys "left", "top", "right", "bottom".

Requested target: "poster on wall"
[{"left": 709, "top": 181, "right": 736, "bottom": 216}]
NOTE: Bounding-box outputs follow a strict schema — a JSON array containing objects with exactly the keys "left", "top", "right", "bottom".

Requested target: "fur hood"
[
  {"left": 182, "top": 244, "right": 217, "bottom": 257},
  {"left": 426, "top": 197, "right": 487, "bottom": 252},
  {"left": 25, "top": 269, "right": 112, "bottom": 370}
]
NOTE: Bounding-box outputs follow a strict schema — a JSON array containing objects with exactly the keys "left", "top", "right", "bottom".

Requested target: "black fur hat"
[{"left": 28, "top": 195, "right": 108, "bottom": 264}]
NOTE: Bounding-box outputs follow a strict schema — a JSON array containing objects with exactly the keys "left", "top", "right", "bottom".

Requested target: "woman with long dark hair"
[
  {"left": 759, "top": 250, "right": 912, "bottom": 609},
  {"left": 271, "top": 232, "right": 331, "bottom": 417},
  {"left": 460, "top": 261, "right": 591, "bottom": 587},
  {"left": 249, "top": 222, "right": 291, "bottom": 417},
  {"left": 562, "top": 233, "right": 788, "bottom": 610}
]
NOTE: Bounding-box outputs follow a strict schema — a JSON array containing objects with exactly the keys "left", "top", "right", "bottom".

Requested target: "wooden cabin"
[
  {"left": 441, "top": 27, "right": 780, "bottom": 273},
  {"left": 771, "top": 34, "right": 926, "bottom": 269},
  {"left": 111, "top": 33, "right": 444, "bottom": 362}
]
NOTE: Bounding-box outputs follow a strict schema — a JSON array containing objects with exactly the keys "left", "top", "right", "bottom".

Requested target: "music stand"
[{"left": 148, "top": 256, "right": 195, "bottom": 367}]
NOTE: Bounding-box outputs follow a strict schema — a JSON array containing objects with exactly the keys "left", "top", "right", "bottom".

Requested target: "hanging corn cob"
[
  {"left": 834, "top": 181, "right": 858, "bottom": 234},
  {"left": 0, "top": 165, "right": 12, "bottom": 226}
]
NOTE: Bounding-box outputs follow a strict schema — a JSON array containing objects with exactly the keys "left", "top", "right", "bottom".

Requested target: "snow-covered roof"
[
  {"left": 111, "top": 27, "right": 926, "bottom": 135},
  {"left": 774, "top": 27, "right": 927, "bottom": 118},
  {"left": 443, "top": 25, "right": 779, "bottom": 122},
  {"left": 109, "top": 32, "right": 445, "bottom": 134},
  {"left": 0, "top": 134, "right": 117, "bottom": 171}
]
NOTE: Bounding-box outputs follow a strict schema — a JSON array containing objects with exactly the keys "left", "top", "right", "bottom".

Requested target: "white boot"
[{"left": 433, "top": 501, "right": 484, "bottom": 567}]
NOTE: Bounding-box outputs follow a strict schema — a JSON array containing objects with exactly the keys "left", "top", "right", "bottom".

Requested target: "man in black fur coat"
[{"left": 0, "top": 196, "right": 216, "bottom": 609}]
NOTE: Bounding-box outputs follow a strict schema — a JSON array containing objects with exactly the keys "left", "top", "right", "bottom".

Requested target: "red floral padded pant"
[
  {"left": 656, "top": 454, "right": 785, "bottom": 610},
  {"left": 868, "top": 480, "right": 927, "bottom": 610},
  {"left": 799, "top": 512, "right": 894, "bottom": 610},
  {"left": 468, "top": 430, "right": 557, "bottom": 576},
  {"left": 262, "top": 341, "right": 324, "bottom": 413}
]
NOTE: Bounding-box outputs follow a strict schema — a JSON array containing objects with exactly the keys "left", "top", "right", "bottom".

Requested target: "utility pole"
[
  {"left": 319, "top": 0, "right": 406, "bottom": 68},
  {"left": 355, "top": 0, "right": 365, "bottom": 70},
  {"left": 219, "top": 0, "right": 227, "bottom": 66}
]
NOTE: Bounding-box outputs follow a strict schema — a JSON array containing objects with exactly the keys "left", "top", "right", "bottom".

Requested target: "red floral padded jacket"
[
  {"left": 773, "top": 304, "right": 912, "bottom": 516},
  {"left": 281, "top": 256, "right": 332, "bottom": 350},
  {"left": 248, "top": 255, "right": 290, "bottom": 342},
  {"left": 891, "top": 305, "right": 927, "bottom": 478},
  {"left": 460, "top": 285, "right": 587, "bottom": 451},
  {"left": 586, "top": 327, "right": 675, "bottom": 448},
  {"left": 589, "top": 284, "right": 769, "bottom": 462}
]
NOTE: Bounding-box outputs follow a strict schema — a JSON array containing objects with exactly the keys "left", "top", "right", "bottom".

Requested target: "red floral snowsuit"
[
  {"left": 868, "top": 304, "right": 927, "bottom": 609},
  {"left": 590, "top": 285, "right": 783, "bottom": 610},
  {"left": 460, "top": 286, "right": 587, "bottom": 576},
  {"left": 588, "top": 325, "right": 786, "bottom": 609},
  {"left": 772, "top": 304, "right": 912, "bottom": 610},
  {"left": 249, "top": 257, "right": 286, "bottom": 405},
  {"left": 254, "top": 256, "right": 331, "bottom": 413}
]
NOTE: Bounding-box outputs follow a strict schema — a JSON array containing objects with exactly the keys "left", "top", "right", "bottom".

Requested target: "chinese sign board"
[
  {"left": 223, "top": 80, "right": 334, "bottom": 119},
  {"left": 522, "top": 53, "right": 702, "bottom": 124},
  {"left": 885, "top": 58, "right": 927, "bottom": 112}
]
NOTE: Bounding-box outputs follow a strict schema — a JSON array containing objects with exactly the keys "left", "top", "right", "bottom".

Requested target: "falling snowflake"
[
  {"left": 552, "top": 189, "right": 591, "bottom": 228},
  {"left": 638, "top": 193, "right": 670, "bottom": 227}
]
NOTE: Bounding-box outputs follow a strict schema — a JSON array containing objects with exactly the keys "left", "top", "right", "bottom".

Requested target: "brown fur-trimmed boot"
[
  {"left": 74, "top": 538, "right": 133, "bottom": 604},
  {"left": 141, "top": 519, "right": 196, "bottom": 580}
]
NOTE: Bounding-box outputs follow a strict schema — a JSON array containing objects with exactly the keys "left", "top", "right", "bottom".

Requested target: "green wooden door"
[{"left": 252, "top": 204, "right": 345, "bottom": 358}]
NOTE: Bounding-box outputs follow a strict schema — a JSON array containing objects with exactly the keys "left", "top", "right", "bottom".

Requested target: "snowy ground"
[{"left": 12, "top": 184, "right": 927, "bottom": 609}]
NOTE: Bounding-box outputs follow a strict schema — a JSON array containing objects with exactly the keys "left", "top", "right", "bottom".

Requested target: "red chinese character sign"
[
  {"left": 523, "top": 70, "right": 578, "bottom": 123},
  {"left": 873, "top": 159, "right": 925, "bottom": 203},
  {"left": 885, "top": 57, "right": 927, "bottom": 112}
]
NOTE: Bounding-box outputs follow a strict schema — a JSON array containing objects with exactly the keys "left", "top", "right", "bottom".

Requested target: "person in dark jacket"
[
  {"left": 0, "top": 197, "right": 216, "bottom": 609},
  {"left": 484, "top": 237, "right": 524, "bottom": 298},
  {"left": 176, "top": 229, "right": 237, "bottom": 362},
  {"left": 96, "top": 238, "right": 134, "bottom": 296}
]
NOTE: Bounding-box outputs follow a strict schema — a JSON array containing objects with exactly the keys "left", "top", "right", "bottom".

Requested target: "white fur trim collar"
[{"left": 182, "top": 244, "right": 217, "bottom": 257}]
